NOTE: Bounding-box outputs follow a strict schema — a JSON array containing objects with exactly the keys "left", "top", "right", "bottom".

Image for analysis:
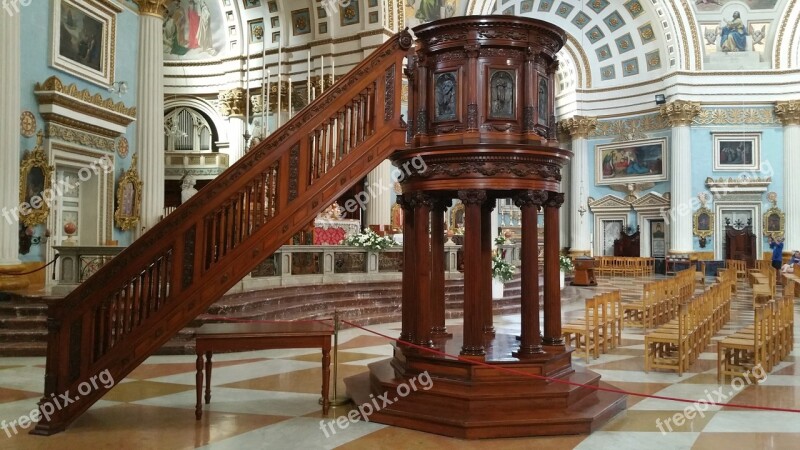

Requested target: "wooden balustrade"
[{"left": 33, "top": 31, "right": 413, "bottom": 436}]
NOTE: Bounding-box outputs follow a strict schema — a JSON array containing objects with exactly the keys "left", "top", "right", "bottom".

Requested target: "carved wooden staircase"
[{"left": 32, "top": 31, "right": 413, "bottom": 435}]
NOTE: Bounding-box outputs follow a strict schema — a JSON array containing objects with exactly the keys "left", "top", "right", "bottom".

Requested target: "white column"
[
  {"left": 217, "top": 88, "right": 247, "bottom": 164},
  {"left": 661, "top": 101, "right": 700, "bottom": 254},
  {"left": 365, "top": 160, "right": 393, "bottom": 227},
  {"left": 776, "top": 101, "right": 800, "bottom": 251},
  {"left": 227, "top": 116, "right": 245, "bottom": 164},
  {"left": 559, "top": 116, "right": 596, "bottom": 257},
  {"left": 135, "top": 2, "right": 166, "bottom": 232},
  {"left": 0, "top": 9, "right": 21, "bottom": 267}
]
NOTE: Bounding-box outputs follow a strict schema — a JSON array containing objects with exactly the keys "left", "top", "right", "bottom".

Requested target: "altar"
[{"left": 313, "top": 218, "right": 361, "bottom": 245}]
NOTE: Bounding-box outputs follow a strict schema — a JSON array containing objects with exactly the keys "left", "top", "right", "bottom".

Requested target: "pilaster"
[
  {"left": 776, "top": 101, "right": 800, "bottom": 251},
  {"left": 559, "top": 115, "right": 596, "bottom": 256}
]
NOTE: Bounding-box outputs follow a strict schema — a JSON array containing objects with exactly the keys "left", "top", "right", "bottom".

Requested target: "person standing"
[{"left": 770, "top": 236, "right": 784, "bottom": 283}]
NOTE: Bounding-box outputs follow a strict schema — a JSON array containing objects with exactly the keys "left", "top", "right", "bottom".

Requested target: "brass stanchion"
[{"left": 320, "top": 310, "right": 351, "bottom": 407}]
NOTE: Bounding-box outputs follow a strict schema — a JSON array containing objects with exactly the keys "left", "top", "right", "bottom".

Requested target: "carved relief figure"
[
  {"left": 490, "top": 71, "right": 514, "bottom": 118},
  {"left": 434, "top": 72, "right": 457, "bottom": 121},
  {"left": 537, "top": 78, "right": 548, "bottom": 123},
  {"left": 720, "top": 11, "right": 747, "bottom": 52}
]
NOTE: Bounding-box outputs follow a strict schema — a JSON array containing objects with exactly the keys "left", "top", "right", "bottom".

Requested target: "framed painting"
[
  {"left": 114, "top": 154, "right": 143, "bottom": 231},
  {"left": 713, "top": 132, "right": 760, "bottom": 171},
  {"left": 596, "top": 137, "right": 668, "bottom": 185},
  {"left": 51, "top": 0, "right": 119, "bottom": 87},
  {"left": 693, "top": 206, "right": 714, "bottom": 247},
  {"left": 19, "top": 133, "right": 55, "bottom": 227},
  {"left": 763, "top": 206, "right": 785, "bottom": 240}
]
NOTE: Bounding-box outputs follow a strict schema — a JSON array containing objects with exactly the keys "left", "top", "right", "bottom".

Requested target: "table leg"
[
  {"left": 195, "top": 353, "right": 203, "bottom": 420},
  {"left": 205, "top": 351, "right": 213, "bottom": 404},
  {"left": 321, "top": 343, "right": 331, "bottom": 415}
]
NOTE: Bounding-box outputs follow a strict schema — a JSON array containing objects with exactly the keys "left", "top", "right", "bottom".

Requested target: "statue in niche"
[
  {"left": 720, "top": 11, "right": 747, "bottom": 52},
  {"left": 490, "top": 71, "right": 514, "bottom": 118},
  {"left": 537, "top": 78, "right": 548, "bottom": 124},
  {"left": 434, "top": 72, "right": 457, "bottom": 121}
]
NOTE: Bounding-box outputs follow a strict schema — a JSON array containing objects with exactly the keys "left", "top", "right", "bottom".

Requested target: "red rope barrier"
[{"left": 342, "top": 320, "right": 800, "bottom": 414}]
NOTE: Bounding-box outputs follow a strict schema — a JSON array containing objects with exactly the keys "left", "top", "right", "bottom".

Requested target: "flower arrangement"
[
  {"left": 342, "top": 228, "right": 398, "bottom": 251},
  {"left": 492, "top": 254, "right": 516, "bottom": 282},
  {"left": 559, "top": 255, "right": 574, "bottom": 273}
]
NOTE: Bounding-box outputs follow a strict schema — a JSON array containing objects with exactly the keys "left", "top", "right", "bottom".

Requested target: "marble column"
[
  {"left": 135, "top": 1, "right": 168, "bottom": 232},
  {"left": 218, "top": 88, "right": 247, "bottom": 164},
  {"left": 0, "top": 7, "right": 26, "bottom": 289},
  {"left": 559, "top": 116, "right": 596, "bottom": 256},
  {"left": 660, "top": 100, "right": 701, "bottom": 254},
  {"left": 365, "top": 160, "right": 393, "bottom": 228},
  {"left": 775, "top": 101, "right": 800, "bottom": 251}
]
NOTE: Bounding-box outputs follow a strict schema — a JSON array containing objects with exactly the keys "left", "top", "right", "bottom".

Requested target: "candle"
[
  {"left": 307, "top": 51, "right": 312, "bottom": 104},
  {"left": 288, "top": 76, "right": 292, "bottom": 117},
  {"left": 261, "top": 39, "right": 266, "bottom": 137},
  {"left": 277, "top": 40, "right": 282, "bottom": 127},
  {"left": 245, "top": 51, "right": 250, "bottom": 125},
  {"left": 265, "top": 69, "right": 271, "bottom": 134},
  {"left": 312, "top": 87, "right": 316, "bottom": 102},
  {"left": 320, "top": 55, "right": 325, "bottom": 94}
]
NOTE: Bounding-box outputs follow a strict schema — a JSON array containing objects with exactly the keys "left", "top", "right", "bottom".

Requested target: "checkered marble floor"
[{"left": 2, "top": 276, "right": 799, "bottom": 449}]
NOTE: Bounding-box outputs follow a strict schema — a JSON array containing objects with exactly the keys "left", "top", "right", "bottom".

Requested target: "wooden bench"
[{"left": 194, "top": 321, "right": 334, "bottom": 420}]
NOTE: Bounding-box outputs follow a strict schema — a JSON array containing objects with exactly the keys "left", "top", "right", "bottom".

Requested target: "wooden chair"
[
  {"left": 718, "top": 303, "right": 770, "bottom": 381},
  {"left": 563, "top": 296, "right": 604, "bottom": 363},
  {"left": 645, "top": 303, "right": 691, "bottom": 376}
]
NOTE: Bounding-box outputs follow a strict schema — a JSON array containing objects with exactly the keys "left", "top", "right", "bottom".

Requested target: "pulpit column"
[
  {"left": 0, "top": 6, "right": 25, "bottom": 289},
  {"left": 410, "top": 192, "right": 433, "bottom": 348},
  {"left": 481, "top": 199, "right": 496, "bottom": 335},
  {"left": 458, "top": 189, "right": 487, "bottom": 357},
  {"left": 542, "top": 192, "right": 565, "bottom": 346},
  {"left": 775, "top": 101, "right": 800, "bottom": 251},
  {"left": 430, "top": 198, "right": 450, "bottom": 337},
  {"left": 398, "top": 194, "right": 417, "bottom": 343},
  {"left": 559, "top": 116, "right": 597, "bottom": 256},
  {"left": 660, "top": 100, "right": 701, "bottom": 254},
  {"left": 134, "top": 0, "right": 168, "bottom": 231},
  {"left": 513, "top": 190, "right": 547, "bottom": 357}
]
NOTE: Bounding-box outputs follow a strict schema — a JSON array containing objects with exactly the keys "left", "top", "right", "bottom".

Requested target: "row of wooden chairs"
[
  {"left": 562, "top": 291, "right": 624, "bottom": 363},
  {"left": 750, "top": 260, "right": 777, "bottom": 306},
  {"left": 644, "top": 277, "right": 735, "bottom": 375},
  {"left": 718, "top": 280, "right": 795, "bottom": 381},
  {"left": 725, "top": 259, "right": 748, "bottom": 282},
  {"left": 594, "top": 257, "right": 655, "bottom": 277},
  {"left": 622, "top": 269, "right": 696, "bottom": 332}
]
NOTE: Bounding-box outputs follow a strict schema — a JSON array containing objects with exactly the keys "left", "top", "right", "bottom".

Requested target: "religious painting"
[
  {"left": 762, "top": 206, "right": 785, "bottom": 240},
  {"left": 292, "top": 9, "right": 311, "bottom": 36},
  {"left": 488, "top": 69, "right": 515, "bottom": 119},
  {"left": 340, "top": 2, "right": 360, "bottom": 26},
  {"left": 720, "top": 11, "right": 746, "bottom": 52},
  {"left": 164, "top": 0, "right": 224, "bottom": 60},
  {"left": 390, "top": 204, "right": 403, "bottom": 233},
  {"left": 115, "top": 155, "right": 143, "bottom": 231},
  {"left": 404, "top": 0, "right": 458, "bottom": 28},
  {"left": 693, "top": 0, "right": 778, "bottom": 12},
  {"left": 596, "top": 138, "right": 668, "bottom": 185},
  {"left": 712, "top": 132, "right": 760, "bottom": 171},
  {"left": 433, "top": 71, "right": 458, "bottom": 122},
  {"left": 19, "top": 135, "right": 55, "bottom": 227},
  {"left": 693, "top": 207, "right": 714, "bottom": 247},
  {"left": 51, "top": 0, "right": 117, "bottom": 87},
  {"left": 450, "top": 202, "right": 465, "bottom": 233}
]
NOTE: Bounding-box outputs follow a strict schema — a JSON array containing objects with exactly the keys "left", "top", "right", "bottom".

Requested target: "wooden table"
[{"left": 194, "top": 321, "right": 334, "bottom": 420}]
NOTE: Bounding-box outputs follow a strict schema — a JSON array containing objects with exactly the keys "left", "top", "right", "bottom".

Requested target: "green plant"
[
  {"left": 492, "top": 254, "right": 516, "bottom": 282},
  {"left": 559, "top": 255, "right": 574, "bottom": 273},
  {"left": 494, "top": 235, "right": 506, "bottom": 246},
  {"left": 342, "top": 228, "right": 398, "bottom": 251}
]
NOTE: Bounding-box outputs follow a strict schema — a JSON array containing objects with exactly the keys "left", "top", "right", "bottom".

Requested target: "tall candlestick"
[
  {"left": 320, "top": 55, "right": 325, "bottom": 94},
  {"left": 261, "top": 38, "right": 266, "bottom": 138},
  {"left": 331, "top": 57, "right": 335, "bottom": 85},
  {"left": 245, "top": 51, "right": 250, "bottom": 129},
  {"left": 288, "top": 76, "right": 292, "bottom": 117},
  {"left": 277, "top": 40, "right": 282, "bottom": 127},
  {"left": 307, "top": 51, "right": 312, "bottom": 105},
  {"left": 265, "top": 69, "right": 271, "bottom": 134}
]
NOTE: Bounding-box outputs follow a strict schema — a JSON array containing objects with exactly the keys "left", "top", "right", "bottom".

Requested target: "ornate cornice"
[
  {"left": 693, "top": 108, "right": 779, "bottom": 125},
  {"left": 589, "top": 113, "right": 668, "bottom": 139},
  {"left": 558, "top": 115, "right": 597, "bottom": 140},
  {"left": 134, "top": 0, "right": 169, "bottom": 18},
  {"left": 775, "top": 101, "right": 800, "bottom": 126},
  {"left": 34, "top": 76, "right": 136, "bottom": 117},
  {"left": 44, "top": 123, "right": 115, "bottom": 152},
  {"left": 660, "top": 100, "right": 701, "bottom": 127},
  {"left": 218, "top": 88, "right": 246, "bottom": 118}
]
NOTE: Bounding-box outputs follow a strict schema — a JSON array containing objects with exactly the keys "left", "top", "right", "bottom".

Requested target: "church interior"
[{"left": 1, "top": 0, "right": 800, "bottom": 448}]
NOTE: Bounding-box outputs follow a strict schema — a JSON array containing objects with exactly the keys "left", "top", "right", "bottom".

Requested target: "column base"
[
  {"left": 430, "top": 327, "right": 452, "bottom": 338},
  {"left": 0, "top": 264, "right": 30, "bottom": 291},
  {"left": 460, "top": 345, "right": 486, "bottom": 357},
  {"left": 542, "top": 337, "right": 565, "bottom": 346},
  {"left": 512, "top": 345, "right": 546, "bottom": 358}
]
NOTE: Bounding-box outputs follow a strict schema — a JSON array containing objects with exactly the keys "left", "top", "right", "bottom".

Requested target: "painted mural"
[
  {"left": 404, "top": 0, "right": 459, "bottom": 28},
  {"left": 693, "top": 0, "right": 779, "bottom": 12},
  {"left": 163, "top": 0, "right": 224, "bottom": 60}
]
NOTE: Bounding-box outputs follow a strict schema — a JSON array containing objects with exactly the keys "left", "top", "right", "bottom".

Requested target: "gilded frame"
[
  {"left": 763, "top": 206, "right": 785, "bottom": 240},
  {"left": 692, "top": 207, "right": 714, "bottom": 239},
  {"left": 19, "top": 133, "right": 55, "bottom": 227},
  {"left": 114, "top": 154, "right": 142, "bottom": 231},
  {"left": 449, "top": 202, "right": 465, "bottom": 233},
  {"left": 51, "top": 0, "right": 118, "bottom": 88}
]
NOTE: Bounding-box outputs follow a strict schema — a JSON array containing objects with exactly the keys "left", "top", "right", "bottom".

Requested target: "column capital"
[
  {"left": 775, "top": 100, "right": 800, "bottom": 126},
  {"left": 457, "top": 189, "right": 487, "bottom": 205},
  {"left": 406, "top": 192, "right": 434, "bottom": 209},
  {"left": 432, "top": 197, "right": 452, "bottom": 212},
  {"left": 218, "top": 88, "right": 246, "bottom": 118},
  {"left": 558, "top": 115, "right": 597, "bottom": 139},
  {"left": 513, "top": 190, "right": 548, "bottom": 208},
  {"left": 134, "top": 0, "right": 169, "bottom": 18},
  {"left": 544, "top": 192, "right": 565, "bottom": 209},
  {"left": 660, "top": 100, "right": 701, "bottom": 127}
]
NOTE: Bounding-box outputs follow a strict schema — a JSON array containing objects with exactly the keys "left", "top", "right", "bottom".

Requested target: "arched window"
[{"left": 164, "top": 107, "right": 213, "bottom": 152}]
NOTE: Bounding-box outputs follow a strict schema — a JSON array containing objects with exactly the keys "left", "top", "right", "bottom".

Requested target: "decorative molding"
[
  {"left": 558, "top": 115, "right": 597, "bottom": 139},
  {"left": 775, "top": 100, "right": 800, "bottom": 126},
  {"left": 544, "top": 192, "right": 564, "bottom": 208},
  {"left": 588, "top": 194, "right": 632, "bottom": 213},
  {"left": 590, "top": 113, "right": 668, "bottom": 138},
  {"left": 385, "top": 64, "right": 395, "bottom": 121},
  {"left": 20, "top": 111, "right": 36, "bottom": 137},
  {"left": 631, "top": 192, "right": 671, "bottom": 213},
  {"left": 44, "top": 123, "right": 115, "bottom": 152},
  {"left": 218, "top": 88, "right": 246, "bottom": 118},
  {"left": 693, "top": 108, "right": 780, "bottom": 126},
  {"left": 705, "top": 176, "right": 772, "bottom": 194},
  {"left": 660, "top": 100, "right": 701, "bottom": 127}
]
